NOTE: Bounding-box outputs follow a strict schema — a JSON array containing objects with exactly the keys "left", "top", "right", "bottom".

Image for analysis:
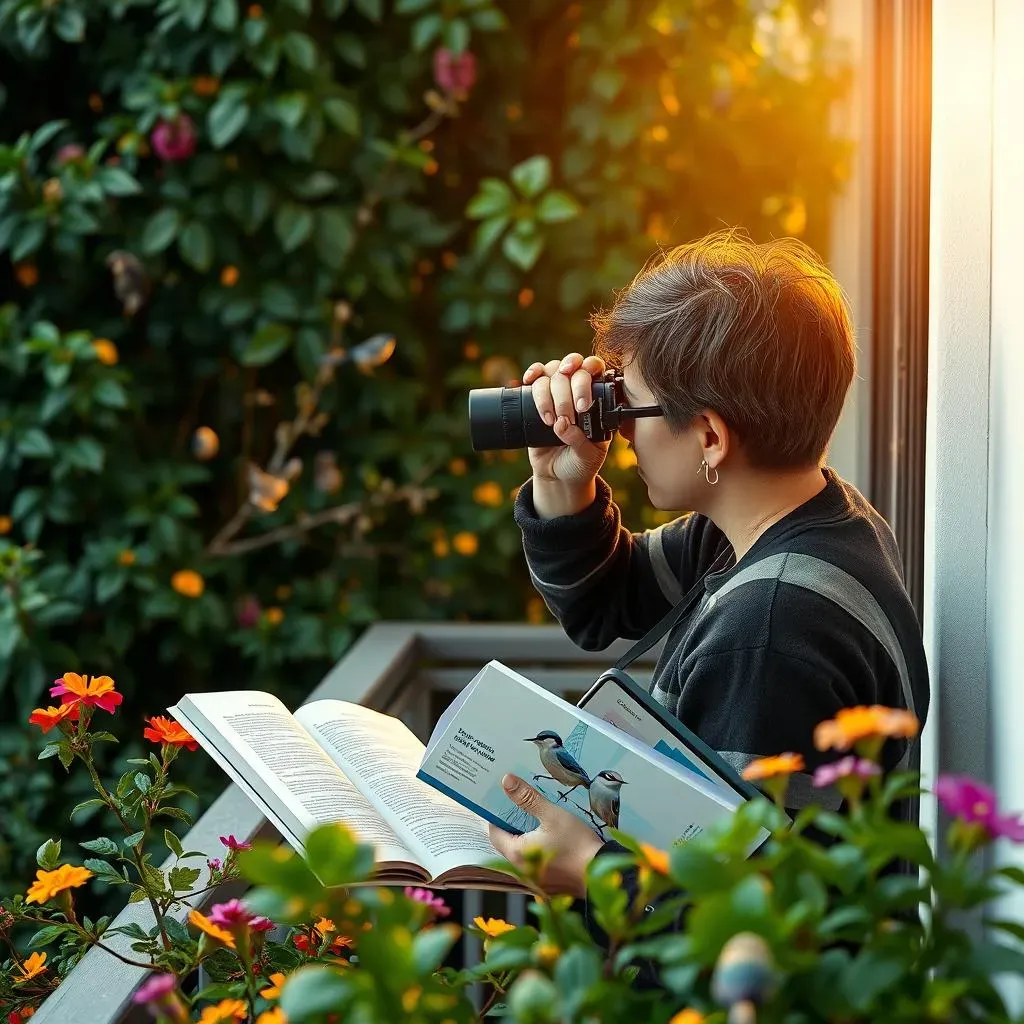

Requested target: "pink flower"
[
  {"left": 812, "top": 756, "right": 881, "bottom": 788},
  {"left": 151, "top": 115, "right": 197, "bottom": 162},
  {"left": 235, "top": 595, "right": 262, "bottom": 629},
  {"left": 209, "top": 899, "right": 254, "bottom": 927},
  {"left": 132, "top": 972, "right": 177, "bottom": 1004},
  {"left": 935, "top": 775, "right": 1024, "bottom": 842},
  {"left": 207, "top": 858, "right": 221, "bottom": 873},
  {"left": 404, "top": 886, "right": 451, "bottom": 918},
  {"left": 220, "top": 834, "right": 252, "bottom": 851},
  {"left": 250, "top": 916, "right": 274, "bottom": 933},
  {"left": 433, "top": 48, "right": 477, "bottom": 98},
  {"left": 56, "top": 143, "right": 85, "bottom": 165}
]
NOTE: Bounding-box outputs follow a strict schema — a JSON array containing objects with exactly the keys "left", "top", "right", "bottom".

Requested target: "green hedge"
[{"left": 0, "top": 0, "right": 850, "bottom": 892}]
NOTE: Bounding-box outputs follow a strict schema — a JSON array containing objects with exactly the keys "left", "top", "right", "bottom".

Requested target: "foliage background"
[{"left": 0, "top": 0, "right": 851, "bottom": 893}]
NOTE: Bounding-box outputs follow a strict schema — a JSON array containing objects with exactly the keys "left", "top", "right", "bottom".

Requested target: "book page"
[
  {"left": 295, "top": 701, "right": 504, "bottom": 880},
  {"left": 174, "top": 692, "right": 419, "bottom": 869}
]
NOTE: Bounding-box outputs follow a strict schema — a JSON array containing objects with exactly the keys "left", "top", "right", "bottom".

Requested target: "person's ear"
[{"left": 692, "top": 411, "right": 731, "bottom": 469}]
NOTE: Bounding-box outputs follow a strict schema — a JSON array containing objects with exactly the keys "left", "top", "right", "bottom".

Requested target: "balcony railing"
[{"left": 33, "top": 622, "right": 660, "bottom": 1024}]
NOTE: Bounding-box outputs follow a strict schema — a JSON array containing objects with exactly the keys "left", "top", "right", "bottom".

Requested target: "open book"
[
  {"left": 171, "top": 691, "right": 523, "bottom": 891},
  {"left": 171, "top": 662, "right": 764, "bottom": 891}
]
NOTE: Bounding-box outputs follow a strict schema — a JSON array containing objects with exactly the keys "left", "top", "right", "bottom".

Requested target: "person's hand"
[
  {"left": 488, "top": 773, "right": 604, "bottom": 899},
  {"left": 523, "top": 353, "right": 610, "bottom": 518}
]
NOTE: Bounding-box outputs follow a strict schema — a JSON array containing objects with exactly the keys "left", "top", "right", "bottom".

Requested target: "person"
[{"left": 487, "top": 229, "right": 931, "bottom": 911}]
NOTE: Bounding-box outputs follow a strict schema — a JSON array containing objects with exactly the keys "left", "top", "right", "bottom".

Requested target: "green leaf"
[
  {"left": 178, "top": 221, "right": 214, "bottom": 271},
  {"left": 208, "top": 96, "right": 250, "bottom": 148},
  {"left": 395, "top": 0, "right": 434, "bottom": 12},
  {"left": 293, "top": 171, "right": 339, "bottom": 199},
  {"left": 168, "top": 865, "right": 201, "bottom": 891},
  {"left": 123, "top": 830, "right": 145, "bottom": 848},
  {"left": 502, "top": 232, "right": 543, "bottom": 270},
  {"left": 536, "top": 190, "right": 582, "bottom": 223},
  {"left": 323, "top": 0, "right": 349, "bottom": 14},
  {"left": 84, "top": 859, "right": 126, "bottom": 884},
  {"left": 354, "top": 0, "right": 382, "bottom": 21},
  {"left": 270, "top": 92, "right": 309, "bottom": 129},
  {"left": 17, "top": 428, "right": 54, "bottom": 458},
  {"left": 967, "top": 941, "right": 1024, "bottom": 976},
  {"left": 323, "top": 97, "right": 360, "bottom": 136},
  {"left": 842, "top": 950, "right": 905, "bottom": 1010},
  {"left": 413, "top": 924, "right": 459, "bottom": 972},
  {"left": 510, "top": 155, "right": 552, "bottom": 198},
  {"left": 94, "top": 378, "right": 128, "bottom": 409},
  {"left": 334, "top": 32, "right": 366, "bottom": 66},
  {"left": 37, "top": 838, "right": 62, "bottom": 869},
  {"left": 240, "top": 323, "right": 292, "bottom": 367},
  {"left": 140, "top": 208, "right": 182, "bottom": 255},
  {"left": 98, "top": 167, "right": 142, "bottom": 197},
  {"left": 224, "top": 180, "right": 273, "bottom": 234},
  {"left": 80, "top": 837, "right": 120, "bottom": 856},
  {"left": 211, "top": 0, "right": 238, "bottom": 30},
  {"left": 274, "top": 202, "right": 314, "bottom": 252},
  {"left": 466, "top": 178, "right": 513, "bottom": 218},
  {"left": 29, "top": 119, "right": 69, "bottom": 154},
  {"left": 472, "top": 7, "right": 508, "bottom": 30},
  {"left": 442, "top": 17, "right": 470, "bottom": 53},
  {"left": 472, "top": 215, "right": 509, "bottom": 256},
  {"left": 64, "top": 436, "right": 105, "bottom": 472},
  {"left": 164, "top": 829, "right": 184, "bottom": 859},
  {"left": 70, "top": 799, "right": 107, "bottom": 820},
  {"left": 554, "top": 944, "right": 602, "bottom": 996},
  {"left": 29, "top": 924, "right": 70, "bottom": 948},
  {"left": 315, "top": 207, "right": 354, "bottom": 269},
  {"left": 303, "top": 823, "right": 374, "bottom": 886},
  {"left": 280, "top": 965, "right": 350, "bottom": 1019},
  {"left": 283, "top": 31, "right": 318, "bottom": 71},
  {"left": 11, "top": 219, "right": 46, "bottom": 261},
  {"left": 134, "top": 773, "right": 150, "bottom": 794},
  {"left": 591, "top": 67, "right": 626, "bottom": 102},
  {"left": 411, "top": 13, "right": 444, "bottom": 50},
  {"left": 508, "top": 971, "right": 559, "bottom": 1020}
]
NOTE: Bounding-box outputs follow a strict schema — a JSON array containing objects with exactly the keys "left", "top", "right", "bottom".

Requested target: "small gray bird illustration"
[
  {"left": 105, "top": 250, "right": 150, "bottom": 317},
  {"left": 524, "top": 731, "right": 590, "bottom": 801},
  {"left": 588, "top": 769, "right": 627, "bottom": 835}
]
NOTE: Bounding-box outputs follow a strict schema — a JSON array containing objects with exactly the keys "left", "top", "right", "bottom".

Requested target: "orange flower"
[
  {"left": 505, "top": 103, "right": 522, "bottom": 121},
  {"left": 442, "top": 251, "right": 459, "bottom": 270},
  {"left": 220, "top": 265, "right": 239, "bottom": 287},
  {"left": 92, "top": 339, "right": 119, "bottom": 365},
  {"left": 473, "top": 916, "right": 515, "bottom": 938},
  {"left": 448, "top": 458, "right": 467, "bottom": 476},
  {"left": 88, "top": 93, "right": 103, "bottom": 112},
  {"left": 472, "top": 481, "right": 503, "bottom": 507},
  {"left": 144, "top": 715, "right": 198, "bottom": 751},
  {"left": 0, "top": 515, "right": 11, "bottom": 535},
  {"left": 424, "top": 159, "right": 439, "bottom": 176},
  {"left": 13, "top": 952, "right": 47, "bottom": 984},
  {"left": 452, "top": 531, "right": 478, "bottom": 556},
  {"left": 50, "top": 672, "right": 123, "bottom": 713},
  {"left": 25, "top": 865, "right": 93, "bottom": 905},
  {"left": 193, "top": 75, "right": 221, "bottom": 97},
  {"left": 247, "top": 3, "right": 262, "bottom": 16},
  {"left": 526, "top": 596, "right": 546, "bottom": 624},
  {"left": 259, "top": 972, "right": 287, "bottom": 999},
  {"left": 29, "top": 703, "right": 79, "bottom": 734},
  {"left": 638, "top": 842, "right": 670, "bottom": 875},
  {"left": 171, "top": 569, "right": 204, "bottom": 598},
  {"left": 197, "top": 999, "right": 247, "bottom": 1024},
  {"left": 117, "top": 549, "right": 136, "bottom": 566},
  {"left": 192, "top": 426, "right": 220, "bottom": 460},
  {"left": 188, "top": 909, "right": 236, "bottom": 949},
  {"left": 264, "top": 607, "right": 285, "bottom": 626},
  {"left": 813, "top": 706, "right": 919, "bottom": 753},
  {"left": 742, "top": 753, "right": 805, "bottom": 782},
  {"left": 669, "top": 1011, "right": 704, "bottom": 1024},
  {"left": 518, "top": 287, "right": 534, "bottom": 308},
  {"left": 256, "top": 1009, "right": 286, "bottom": 1024},
  {"left": 15, "top": 264, "right": 39, "bottom": 288}
]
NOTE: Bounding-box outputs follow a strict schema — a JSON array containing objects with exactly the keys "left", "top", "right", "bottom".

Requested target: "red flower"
[
  {"left": 151, "top": 115, "right": 197, "bottom": 162},
  {"left": 433, "top": 48, "right": 477, "bottom": 98},
  {"left": 50, "top": 673, "right": 123, "bottom": 714},
  {"left": 220, "top": 834, "right": 252, "bottom": 852},
  {"left": 143, "top": 716, "right": 198, "bottom": 751}
]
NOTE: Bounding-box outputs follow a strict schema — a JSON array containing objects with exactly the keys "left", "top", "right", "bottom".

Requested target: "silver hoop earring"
[{"left": 698, "top": 459, "right": 720, "bottom": 486}]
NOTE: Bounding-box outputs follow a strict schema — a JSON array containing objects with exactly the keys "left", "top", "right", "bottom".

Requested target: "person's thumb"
[{"left": 502, "top": 773, "right": 546, "bottom": 817}]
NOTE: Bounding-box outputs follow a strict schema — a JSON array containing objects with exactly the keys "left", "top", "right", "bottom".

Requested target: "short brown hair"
[{"left": 591, "top": 229, "right": 855, "bottom": 469}]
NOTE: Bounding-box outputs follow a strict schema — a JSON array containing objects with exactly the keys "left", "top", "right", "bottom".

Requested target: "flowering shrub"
[
  {"left": 3, "top": 673, "right": 1024, "bottom": 1023},
  {"left": 0, "top": 0, "right": 852, "bottom": 894}
]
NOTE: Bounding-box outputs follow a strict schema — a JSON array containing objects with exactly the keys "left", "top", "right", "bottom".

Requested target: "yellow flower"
[
  {"left": 669, "top": 1011, "right": 705, "bottom": 1024},
  {"left": 649, "top": 124, "right": 669, "bottom": 142},
  {"left": 265, "top": 607, "right": 284, "bottom": 626},
  {"left": 171, "top": 569, "right": 205, "bottom": 598},
  {"left": 42, "top": 178, "right": 63, "bottom": 203},
  {"left": 188, "top": 909, "right": 236, "bottom": 949},
  {"left": 260, "top": 972, "right": 287, "bottom": 999},
  {"left": 638, "top": 842, "right": 670, "bottom": 875},
  {"left": 118, "top": 549, "right": 136, "bottom": 566},
  {"left": 473, "top": 916, "right": 515, "bottom": 938},
  {"left": 448, "top": 458, "right": 467, "bottom": 476},
  {"left": 0, "top": 515, "right": 11, "bottom": 535},
  {"left": 780, "top": 197, "right": 807, "bottom": 236},
  {"left": 220, "top": 265, "right": 239, "bottom": 287},
  {"left": 92, "top": 339, "right": 119, "bottom": 365},
  {"left": 742, "top": 753, "right": 805, "bottom": 782},
  {"left": 432, "top": 536, "right": 450, "bottom": 558},
  {"left": 814, "top": 706, "right": 919, "bottom": 753},
  {"left": 452, "top": 532, "right": 478, "bottom": 557},
  {"left": 314, "top": 916, "right": 335, "bottom": 935},
  {"left": 25, "top": 865, "right": 93, "bottom": 905},
  {"left": 197, "top": 999, "right": 247, "bottom": 1024},
  {"left": 256, "top": 1009, "right": 287, "bottom": 1024},
  {"left": 192, "top": 426, "right": 220, "bottom": 461},
  {"left": 13, "top": 951, "right": 47, "bottom": 984},
  {"left": 472, "top": 481, "right": 504, "bottom": 507},
  {"left": 534, "top": 942, "right": 560, "bottom": 967}
]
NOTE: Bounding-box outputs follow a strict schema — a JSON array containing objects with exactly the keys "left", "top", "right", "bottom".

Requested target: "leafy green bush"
[{"left": 0, "top": 0, "right": 851, "bottom": 892}]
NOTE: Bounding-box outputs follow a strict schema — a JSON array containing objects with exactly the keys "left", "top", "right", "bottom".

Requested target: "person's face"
[{"left": 618, "top": 363, "right": 702, "bottom": 511}]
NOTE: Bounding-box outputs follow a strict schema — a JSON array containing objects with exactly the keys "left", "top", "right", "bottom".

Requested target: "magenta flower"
[
  {"left": 132, "top": 972, "right": 177, "bottom": 1004},
  {"left": 250, "top": 916, "right": 275, "bottom": 933},
  {"left": 220, "top": 834, "right": 252, "bottom": 851},
  {"left": 404, "top": 886, "right": 451, "bottom": 918},
  {"left": 935, "top": 775, "right": 1024, "bottom": 842},
  {"left": 56, "top": 143, "right": 85, "bottom": 165},
  {"left": 206, "top": 857, "right": 221, "bottom": 873},
  {"left": 209, "top": 899, "right": 254, "bottom": 927},
  {"left": 812, "top": 756, "right": 881, "bottom": 788},
  {"left": 433, "top": 48, "right": 477, "bottom": 98},
  {"left": 151, "top": 115, "right": 197, "bottom": 162},
  {"left": 235, "top": 595, "right": 262, "bottom": 629}
]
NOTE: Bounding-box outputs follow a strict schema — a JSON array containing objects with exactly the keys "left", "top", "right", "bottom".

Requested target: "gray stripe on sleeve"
[
  {"left": 523, "top": 541, "right": 618, "bottom": 593},
  {"left": 643, "top": 526, "right": 684, "bottom": 604}
]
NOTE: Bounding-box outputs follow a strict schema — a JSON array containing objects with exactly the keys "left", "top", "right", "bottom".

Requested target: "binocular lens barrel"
[{"left": 467, "top": 386, "right": 563, "bottom": 451}]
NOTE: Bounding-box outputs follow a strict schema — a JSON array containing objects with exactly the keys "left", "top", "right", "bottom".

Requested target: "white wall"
[{"left": 927, "top": 0, "right": 1024, "bottom": 953}]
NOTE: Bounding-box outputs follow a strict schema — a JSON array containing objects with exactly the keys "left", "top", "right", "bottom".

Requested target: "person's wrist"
[
  {"left": 532, "top": 476, "right": 597, "bottom": 520},
  {"left": 571, "top": 832, "right": 605, "bottom": 898}
]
